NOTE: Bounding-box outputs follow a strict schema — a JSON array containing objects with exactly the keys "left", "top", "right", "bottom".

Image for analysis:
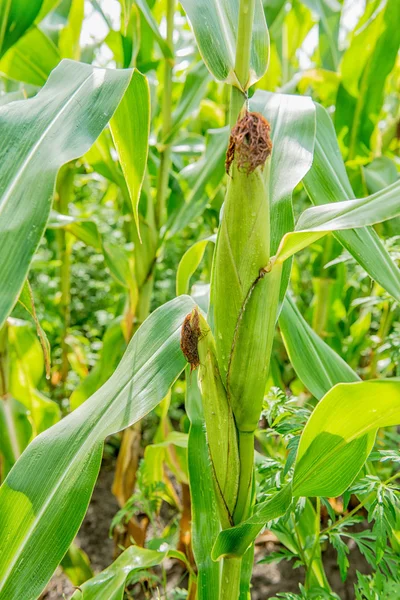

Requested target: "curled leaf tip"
[
  {"left": 225, "top": 111, "right": 272, "bottom": 175},
  {"left": 180, "top": 308, "right": 201, "bottom": 371}
]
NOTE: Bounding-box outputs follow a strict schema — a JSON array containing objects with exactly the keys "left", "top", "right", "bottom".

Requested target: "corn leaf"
[
  {"left": 0, "top": 295, "right": 195, "bottom": 600},
  {"left": 0, "top": 59, "right": 144, "bottom": 329},
  {"left": 279, "top": 295, "right": 358, "bottom": 400},
  {"left": 303, "top": 103, "right": 400, "bottom": 301},
  {"left": 110, "top": 69, "right": 150, "bottom": 236},
  {"left": 186, "top": 369, "right": 220, "bottom": 597},
  {"left": 180, "top": 0, "right": 269, "bottom": 88},
  {"left": 250, "top": 90, "right": 315, "bottom": 299},
  {"left": 335, "top": 0, "right": 400, "bottom": 159},
  {"left": 70, "top": 546, "right": 174, "bottom": 600},
  {"left": 0, "top": 0, "right": 43, "bottom": 57},
  {"left": 0, "top": 26, "right": 60, "bottom": 85},
  {"left": 293, "top": 380, "right": 400, "bottom": 497},
  {"left": 176, "top": 235, "right": 216, "bottom": 296},
  {"left": 275, "top": 179, "right": 400, "bottom": 264}
]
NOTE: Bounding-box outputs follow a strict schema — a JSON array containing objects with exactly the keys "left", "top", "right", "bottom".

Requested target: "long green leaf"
[
  {"left": 303, "top": 102, "right": 400, "bottom": 301},
  {"left": 335, "top": 0, "right": 400, "bottom": 159},
  {"left": 275, "top": 179, "right": 400, "bottom": 264},
  {"left": 293, "top": 380, "right": 400, "bottom": 497},
  {"left": 110, "top": 69, "right": 150, "bottom": 236},
  {"left": 0, "top": 295, "right": 194, "bottom": 600},
  {"left": 186, "top": 368, "right": 220, "bottom": 598},
  {"left": 279, "top": 295, "right": 358, "bottom": 400},
  {"left": 176, "top": 235, "right": 216, "bottom": 296},
  {"left": 180, "top": 0, "right": 269, "bottom": 88},
  {"left": 0, "top": 0, "right": 43, "bottom": 57},
  {"left": 0, "top": 59, "right": 140, "bottom": 329},
  {"left": 249, "top": 90, "right": 315, "bottom": 299},
  {"left": 70, "top": 546, "right": 173, "bottom": 600}
]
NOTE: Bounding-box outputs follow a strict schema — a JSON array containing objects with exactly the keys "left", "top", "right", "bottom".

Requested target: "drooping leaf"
[
  {"left": 274, "top": 179, "right": 400, "bottom": 264},
  {"left": 0, "top": 296, "right": 195, "bottom": 600},
  {"left": 303, "top": 103, "right": 400, "bottom": 301},
  {"left": 70, "top": 546, "right": 174, "bottom": 600},
  {"left": 293, "top": 380, "right": 400, "bottom": 497},
  {"left": 0, "top": 59, "right": 142, "bottom": 329},
  {"left": 212, "top": 484, "right": 292, "bottom": 559}
]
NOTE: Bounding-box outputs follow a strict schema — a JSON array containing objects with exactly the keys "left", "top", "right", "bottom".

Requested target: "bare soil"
[{"left": 42, "top": 461, "right": 371, "bottom": 600}]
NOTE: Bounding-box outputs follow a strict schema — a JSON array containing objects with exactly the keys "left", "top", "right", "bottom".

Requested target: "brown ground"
[{"left": 42, "top": 462, "right": 370, "bottom": 600}]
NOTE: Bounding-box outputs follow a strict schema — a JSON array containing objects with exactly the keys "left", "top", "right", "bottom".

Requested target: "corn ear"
[
  {"left": 181, "top": 309, "right": 239, "bottom": 527},
  {"left": 210, "top": 112, "right": 281, "bottom": 432}
]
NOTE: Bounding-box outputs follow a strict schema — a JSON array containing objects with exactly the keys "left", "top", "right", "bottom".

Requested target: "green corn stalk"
[{"left": 180, "top": 1, "right": 285, "bottom": 596}]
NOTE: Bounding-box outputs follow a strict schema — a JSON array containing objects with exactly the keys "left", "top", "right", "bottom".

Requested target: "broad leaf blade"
[
  {"left": 0, "top": 26, "right": 60, "bottom": 85},
  {"left": 279, "top": 295, "right": 358, "bottom": 400},
  {"left": 250, "top": 90, "right": 315, "bottom": 299},
  {"left": 0, "top": 59, "right": 137, "bottom": 328},
  {"left": 303, "top": 103, "right": 400, "bottom": 301},
  {"left": 180, "top": 0, "right": 269, "bottom": 88},
  {"left": 275, "top": 179, "right": 400, "bottom": 264},
  {"left": 293, "top": 380, "right": 400, "bottom": 497},
  {"left": 0, "top": 296, "right": 194, "bottom": 600}
]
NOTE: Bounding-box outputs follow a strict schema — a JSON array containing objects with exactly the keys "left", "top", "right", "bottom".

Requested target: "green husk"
[
  {"left": 210, "top": 113, "right": 280, "bottom": 432},
  {"left": 182, "top": 309, "right": 239, "bottom": 527}
]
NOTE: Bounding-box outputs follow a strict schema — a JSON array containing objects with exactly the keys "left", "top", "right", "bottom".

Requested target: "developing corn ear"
[
  {"left": 181, "top": 309, "right": 239, "bottom": 528},
  {"left": 210, "top": 111, "right": 281, "bottom": 434}
]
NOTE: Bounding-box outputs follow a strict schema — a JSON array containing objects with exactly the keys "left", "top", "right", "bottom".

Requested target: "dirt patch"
[{"left": 43, "top": 461, "right": 370, "bottom": 599}]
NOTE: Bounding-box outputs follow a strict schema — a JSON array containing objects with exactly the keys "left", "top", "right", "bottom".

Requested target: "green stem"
[
  {"left": 235, "top": 0, "right": 255, "bottom": 90},
  {"left": 229, "top": 0, "right": 255, "bottom": 126},
  {"left": 305, "top": 497, "right": 322, "bottom": 589},
  {"left": 221, "top": 557, "right": 242, "bottom": 600},
  {"left": 155, "top": 0, "right": 174, "bottom": 230},
  {"left": 322, "top": 471, "right": 400, "bottom": 536}
]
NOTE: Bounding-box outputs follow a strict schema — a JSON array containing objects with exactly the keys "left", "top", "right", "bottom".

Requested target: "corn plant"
[{"left": 0, "top": 1, "right": 400, "bottom": 599}]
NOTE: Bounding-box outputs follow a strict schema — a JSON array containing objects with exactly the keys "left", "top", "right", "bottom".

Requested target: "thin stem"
[
  {"left": 221, "top": 557, "right": 242, "bottom": 600},
  {"left": 155, "top": 0, "right": 174, "bottom": 230},
  {"left": 305, "top": 497, "right": 322, "bottom": 588},
  {"left": 321, "top": 471, "right": 400, "bottom": 536}
]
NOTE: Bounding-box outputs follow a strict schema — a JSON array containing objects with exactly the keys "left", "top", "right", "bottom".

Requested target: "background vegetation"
[{"left": 0, "top": 0, "right": 399, "bottom": 598}]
